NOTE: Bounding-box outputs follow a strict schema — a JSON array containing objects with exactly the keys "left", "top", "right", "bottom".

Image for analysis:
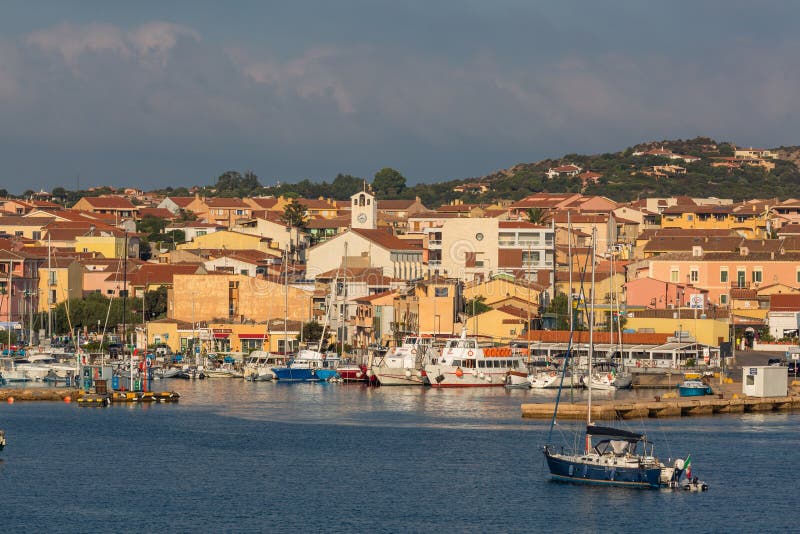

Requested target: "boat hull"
[
  {"left": 543, "top": 448, "right": 662, "bottom": 488},
  {"left": 272, "top": 367, "right": 319, "bottom": 382},
  {"left": 373, "top": 366, "right": 426, "bottom": 386},
  {"left": 424, "top": 365, "right": 507, "bottom": 387},
  {"left": 678, "top": 386, "right": 713, "bottom": 397},
  {"left": 337, "top": 365, "right": 368, "bottom": 382}
]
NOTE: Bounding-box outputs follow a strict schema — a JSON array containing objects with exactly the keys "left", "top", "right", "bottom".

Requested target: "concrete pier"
[{"left": 522, "top": 394, "right": 800, "bottom": 420}]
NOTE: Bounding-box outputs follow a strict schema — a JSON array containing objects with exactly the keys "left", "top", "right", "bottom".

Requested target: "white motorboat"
[
  {"left": 0, "top": 358, "right": 30, "bottom": 383},
  {"left": 244, "top": 351, "right": 288, "bottom": 381},
  {"left": 371, "top": 336, "right": 437, "bottom": 386},
  {"left": 425, "top": 331, "right": 527, "bottom": 388},
  {"left": 504, "top": 369, "right": 531, "bottom": 389}
]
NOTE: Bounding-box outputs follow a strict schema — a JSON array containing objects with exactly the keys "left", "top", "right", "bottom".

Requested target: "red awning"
[
  {"left": 212, "top": 333, "right": 230, "bottom": 339},
  {"left": 238, "top": 334, "right": 267, "bottom": 339}
]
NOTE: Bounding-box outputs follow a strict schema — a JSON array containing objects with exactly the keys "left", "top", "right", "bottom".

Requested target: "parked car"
[{"left": 768, "top": 358, "right": 785, "bottom": 366}]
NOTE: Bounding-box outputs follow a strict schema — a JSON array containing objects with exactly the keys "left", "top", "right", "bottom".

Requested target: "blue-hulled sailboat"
[{"left": 542, "top": 228, "right": 694, "bottom": 489}]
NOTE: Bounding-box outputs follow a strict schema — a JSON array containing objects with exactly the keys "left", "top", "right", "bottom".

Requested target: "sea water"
[{"left": 0, "top": 382, "right": 796, "bottom": 533}]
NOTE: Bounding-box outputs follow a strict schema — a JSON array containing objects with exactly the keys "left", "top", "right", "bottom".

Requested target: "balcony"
[
  {"left": 428, "top": 260, "right": 441, "bottom": 267},
  {"left": 428, "top": 239, "right": 442, "bottom": 249}
]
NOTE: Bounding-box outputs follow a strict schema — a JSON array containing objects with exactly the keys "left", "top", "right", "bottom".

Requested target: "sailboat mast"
[
  {"left": 587, "top": 227, "right": 596, "bottom": 451},
  {"left": 284, "top": 248, "right": 288, "bottom": 357},
  {"left": 47, "top": 235, "right": 52, "bottom": 339}
]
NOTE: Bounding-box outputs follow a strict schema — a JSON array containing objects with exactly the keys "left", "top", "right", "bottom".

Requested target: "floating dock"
[
  {"left": 0, "top": 388, "right": 76, "bottom": 401},
  {"left": 522, "top": 395, "right": 800, "bottom": 420},
  {"left": 78, "top": 390, "right": 181, "bottom": 406}
]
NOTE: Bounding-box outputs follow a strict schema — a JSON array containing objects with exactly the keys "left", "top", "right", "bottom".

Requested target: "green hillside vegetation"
[{"left": 37, "top": 137, "right": 800, "bottom": 208}]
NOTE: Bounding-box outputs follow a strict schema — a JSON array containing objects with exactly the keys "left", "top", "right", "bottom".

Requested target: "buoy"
[
  {"left": 7, "top": 396, "right": 14, "bottom": 404},
  {"left": 455, "top": 367, "right": 464, "bottom": 377},
  {"left": 405, "top": 370, "right": 412, "bottom": 378},
  {"left": 63, "top": 396, "right": 72, "bottom": 403}
]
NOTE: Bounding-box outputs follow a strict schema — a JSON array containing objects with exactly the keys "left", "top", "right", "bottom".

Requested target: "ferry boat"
[
  {"left": 424, "top": 331, "right": 526, "bottom": 388},
  {"left": 371, "top": 336, "right": 437, "bottom": 386},
  {"left": 272, "top": 348, "right": 340, "bottom": 382}
]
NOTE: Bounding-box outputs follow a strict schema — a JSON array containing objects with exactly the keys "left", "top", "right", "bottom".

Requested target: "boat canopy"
[{"left": 586, "top": 425, "right": 645, "bottom": 441}]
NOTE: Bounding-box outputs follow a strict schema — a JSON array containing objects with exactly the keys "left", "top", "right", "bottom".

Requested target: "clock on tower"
[{"left": 351, "top": 189, "right": 376, "bottom": 229}]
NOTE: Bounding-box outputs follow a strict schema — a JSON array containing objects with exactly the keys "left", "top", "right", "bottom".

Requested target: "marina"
[{"left": 1, "top": 379, "right": 798, "bottom": 531}]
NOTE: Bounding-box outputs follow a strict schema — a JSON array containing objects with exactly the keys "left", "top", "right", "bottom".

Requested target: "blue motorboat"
[
  {"left": 272, "top": 349, "right": 340, "bottom": 382},
  {"left": 677, "top": 380, "right": 713, "bottom": 397}
]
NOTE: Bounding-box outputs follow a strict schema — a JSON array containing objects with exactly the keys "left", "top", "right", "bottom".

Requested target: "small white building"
[{"left": 742, "top": 366, "right": 788, "bottom": 397}]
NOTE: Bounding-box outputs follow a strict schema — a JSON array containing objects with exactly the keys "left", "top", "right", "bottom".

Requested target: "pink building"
[
  {"left": 623, "top": 277, "right": 707, "bottom": 309},
  {"left": 0, "top": 249, "right": 43, "bottom": 336},
  {"left": 642, "top": 250, "right": 800, "bottom": 307}
]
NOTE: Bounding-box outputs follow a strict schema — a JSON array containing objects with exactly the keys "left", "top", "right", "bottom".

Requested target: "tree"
[
  {"left": 145, "top": 286, "right": 168, "bottom": 319},
  {"left": 301, "top": 320, "right": 324, "bottom": 342},
  {"left": 545, "top": 293, "right": 571, "bottom": 330},
  {"left": 465, "top": 296, "right": 492, "bottom": 317},
  {"left": 139, "top": 237, "right": 153, "bottom": 261},
  {"left": 280, "top": 199, "right": 308, "bottom": 229},
  {"left": 53, "top": 293, "right": 143, "bottom": 335},
  {"left": 526, "top": 208, "right": 550, "bottom": 225},
  {"left": 215, "top": 170, "right": 261, "bottom": 196},
  {"left": 372, "top": 167, "right": 406, "bottom": 197},
  {"left": 138, "top": 215, "right": 167, "bottom": 236},
  {"left": 331, "top": 173, "right": 364, "bottom": 199}
]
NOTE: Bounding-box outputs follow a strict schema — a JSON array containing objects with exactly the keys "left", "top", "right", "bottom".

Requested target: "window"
[
  {"left": 240, "top": 269, "right": 249, "bottom": 276},
  {"left": 752, "top": 269, "right": 763, "bottom": 283},
  {"left": 796, "top": 269, "right": 800, "bottom": 284},
  {"left": 690, "top": 269, "right": 699, "bottom": 283},
  {"left": 737, "top": 269, "right": 746, "bottom": 288},
  {"left": 523, "top": 250, "right": 540, "bottom": 265},
  {"left": 670, "top": 268, "right": 679, "bottom": 283},
  {"left": 720, "top": 294, "right": 728, "bottom": 305},
  {"left": 241, "top": 339, "right": 262, "bottom": 351},
  {"left": 107, "top": 289, "right": 114, "bottom": 295},
  {"left": 687, "top": 215, "right": 693, "bottom": 221},
  {"left": 14, "top": 231, "right": 22, "bottom": 236},
  {"left": 720, "top": 268, "right": 728, "bottom": 283},
  {"left": 32, "top": 231, "right": 41, "bottom": 240},
  {"left": 197, "top": 231, "right": 206, "bottom": 237},
  {"left": 434, "top": 287, "right": 448, "bottom": 297}
]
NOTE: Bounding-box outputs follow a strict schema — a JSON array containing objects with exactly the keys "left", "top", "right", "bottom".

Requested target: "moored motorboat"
[
  {"left": 371, "top": 336, "right": 436, "bottom": 386},
  {"left": 0, "top": 429, "right": 5, "bottom": 450},
  {"left": 272, "top": 349, "right": 340, "bottom": 382},
  {"left": 336, "top": 360, "right": 368, "bottom": 382},
  {"left": 504, "top": 369, "right": 531, "bottom": 389},
  {"left": 677, "top": 380, "right": 713, "bottom": 397}
]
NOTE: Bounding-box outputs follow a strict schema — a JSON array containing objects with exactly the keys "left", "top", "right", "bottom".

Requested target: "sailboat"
[
  {"left": 586, "top": 247, "right": 631, "bottom": 391},
  {"left": 542, "top": 228, "right": 697, "bottom": 489}
]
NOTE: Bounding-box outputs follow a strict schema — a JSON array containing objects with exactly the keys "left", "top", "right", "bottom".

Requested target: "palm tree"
[{"left": 525, "top": 207, "right": 550, "bottom": 225}]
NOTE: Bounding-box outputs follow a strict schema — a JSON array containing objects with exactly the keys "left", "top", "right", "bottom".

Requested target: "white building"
[{"left": 305, "top": 190, "right": 424, "bottom": 279}]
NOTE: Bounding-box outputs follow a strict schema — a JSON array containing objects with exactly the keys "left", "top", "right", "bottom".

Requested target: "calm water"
[{"left": 0, "top": 381, "right": 796, "bottom": 533}]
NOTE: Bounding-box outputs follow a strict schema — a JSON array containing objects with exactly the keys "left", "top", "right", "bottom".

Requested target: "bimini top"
[{"left": 586, "top": 425, "right": 646, "bottom": 441}]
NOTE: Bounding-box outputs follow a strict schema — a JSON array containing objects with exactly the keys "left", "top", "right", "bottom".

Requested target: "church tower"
[{"left": 350, "top": 187, "right": 377, "bottom": 230}]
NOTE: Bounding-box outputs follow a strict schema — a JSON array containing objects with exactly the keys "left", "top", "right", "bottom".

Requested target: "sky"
[{"left": 1, "top": 0, "right": 799, "bottom": 192}]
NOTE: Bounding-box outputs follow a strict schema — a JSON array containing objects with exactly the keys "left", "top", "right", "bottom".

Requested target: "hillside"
[{"left": 424, "top": 137, "right": 800, "bottom": 206}]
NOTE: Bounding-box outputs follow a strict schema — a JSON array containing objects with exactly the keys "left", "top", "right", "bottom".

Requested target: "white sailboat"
[{"left": 371, "top": 335, "right": 437, "bottom": 386}]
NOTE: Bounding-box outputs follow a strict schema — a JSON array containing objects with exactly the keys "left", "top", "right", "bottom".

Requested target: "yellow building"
[
  {"left": 463, "top": 276, "right": 540, "bottom": 310},
  {"left": 624, "top": 315, "right": 729, "bottom": 347},
  {"left": 464, "top": 306, "right": 528, "bottom": 341},
  {"left": 177, "top": 229, "right": 281, "bottom": 256},
  {"left": 392, "top": 277, "right": 463, "bottom": 338},
  {"left": 37, "top": 258, "right": 83, "bottom": 313},
  {"left": 168, "top": 273, "right": 312, "bottom": 324},
  {"left": 660, "top": 203, "right": 769, "bottom": 238},
  {"left": 75, "top": 235, "right": 127, "bottom": 258}
]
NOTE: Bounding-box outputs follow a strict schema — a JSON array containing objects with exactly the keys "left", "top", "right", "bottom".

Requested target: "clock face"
[
  {"left": 357, "top": 213, "right": 368, "bottom": 223},
  {"left": 475, "top": 232, "right": 484, "bottom": 241}
]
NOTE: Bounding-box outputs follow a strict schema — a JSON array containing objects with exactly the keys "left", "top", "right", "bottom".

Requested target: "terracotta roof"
[
  {"left": 306, "top": 215, "right": 350, "bottom": 229},
  {"left": 493, "top": 305, "right": 531, "bottom": 319},
  {"left": 205, "top": 197, "right": 250, "bottom": 209},
  {"left": 0, "top": 216, "right": 56, "bottom": 226},
  {"left": 522, "top": 330, "right": 669, "bottom": 345},
  {"left": 770, "top": 294, "right": 800, "bottom": 311},
  {"left": 247, "top": 197, "right": 281, "bottom": 209},
  {"left": 138, "top": 207, "right": 176, "bottom": 219},
  {"left": 351, "top": 228, "right": 421, "bottom": 251},
  {"left": 78, "top": 196, "right": 136, "bottom": 209},
  {"left": 378, "top": 200, "right": 417, "bottom": 210},
  {"left": 643, "top": 235, "right": 742, "bottom": 253},
  {"left": 353, "top": 290, "right": 395, "bottom": 303},
  {"left": 299, "top": 198, "right": 336, "bottom": 210},
  {"left": 165, "top": 196, "right": 195, "bottom": 208},
  {"left": 166, "top": 221, "right": 223, "bottom": 229},
  {"left": 127, "top": 264, "right": 204, "bottom": 286}
]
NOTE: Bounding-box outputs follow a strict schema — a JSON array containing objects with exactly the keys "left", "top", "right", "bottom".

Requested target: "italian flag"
[{"left": 685, "top": 454, "right": 692, "bottom": 479}]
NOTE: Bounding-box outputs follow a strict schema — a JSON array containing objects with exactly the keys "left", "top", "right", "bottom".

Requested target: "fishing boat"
[
  {"left": 425, "top": 331, "right": 526, "bottom": 387},
  {"left": 543, "top": 228, "right": 701, "bottom": 490},
  {"left": 371, "top": 336, "right": 437, "bottom": 386},
  {"left": 677, "top": 380, "right": 713, "bottom": 397}
]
